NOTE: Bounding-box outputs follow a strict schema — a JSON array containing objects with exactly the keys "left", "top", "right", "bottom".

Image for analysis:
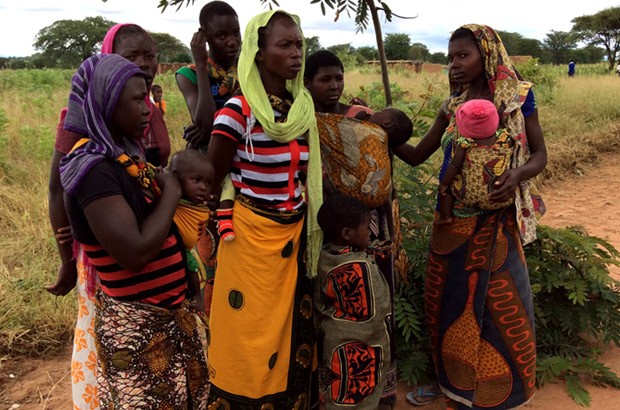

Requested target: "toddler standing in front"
[{"left": 315, "top": 193, "right": 392, "bottom": 409}]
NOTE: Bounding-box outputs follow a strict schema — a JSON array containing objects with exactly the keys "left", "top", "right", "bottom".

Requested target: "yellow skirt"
[{"left": 208, "top": 198, "right": 315, "bottom": 408}]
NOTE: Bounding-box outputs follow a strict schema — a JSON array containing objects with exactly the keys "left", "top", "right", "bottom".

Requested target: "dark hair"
[
  {"left": 449, "top": 27, "right": 476, "bottom": 45},
  {"left": 317, "top": 194, "right": 370, "bottom": 242},
  {"left": 304, "top": 50, "right": 344, "bottom": 82},
  {"left": 257, "top": 12, "right": 296, "bottom": 49},
  {"left": 383, "top": 108, "right": 413, "bottom": 147},
  {"left": 169, "top": 148, "right": 206, "bottom": 175},
  {"left": 113, "top": 24, "right": 154, "bottom": 52},
  {"left": 199, "top": 0, "right": 238, "bottom": 28},
  {"left": 151, "top": 84, "right": 162, "bottom": 92}
]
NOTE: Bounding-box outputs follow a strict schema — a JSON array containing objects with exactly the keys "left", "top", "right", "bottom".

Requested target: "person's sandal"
[{"left": 406, "top": 385, "right": 443, "bottom": 406}]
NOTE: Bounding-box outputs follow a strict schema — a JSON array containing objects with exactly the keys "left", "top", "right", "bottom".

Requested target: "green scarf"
[{"left": 237, "top": 10, "right": 322, "bottom": 278}]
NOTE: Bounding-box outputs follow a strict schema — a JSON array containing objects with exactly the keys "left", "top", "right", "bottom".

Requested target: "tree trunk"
[{"left": 365, "top": 0, "right": 392, "bottom": 106}]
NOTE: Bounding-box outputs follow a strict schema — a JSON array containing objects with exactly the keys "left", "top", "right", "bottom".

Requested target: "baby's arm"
[{"left": 440, "top": 145, "right": 466, "bottom": 188}]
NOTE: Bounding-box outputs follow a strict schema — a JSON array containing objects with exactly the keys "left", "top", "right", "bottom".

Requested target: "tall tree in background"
[
  {"left": 573, "top": 45, "right": 606, "bottom": 64},
  {"left": 429, "top": 52, "right": 447, "bottom": 64},
  {"left": 150, "top": 32, "right": 192, "bottom": 63},
  {"left": 357, "top": 45, "right": 378, "bottom": 61},
  {"left": 383, "top": 33, "right": 410, "bottom": 60},
  {"left": 543, "top": 30, "right": 577, "bottom": 65},
  {"left": 497, "top": 30, "right": 544, "bottom": 60},
  {"left": 305, "top": 36, "right": 322, "bottom": 57},
  {"left": 33, "top": 16, "right": 115, "bottom": 68},
  {"left": 571, "top": 6, "right": 620, "bottom": 70},
  {"left": 408, "top": 42, "right": 429, "bottom": 62},
  {"left": 145, "top": 0, "right": 413, "bottom": 106}
]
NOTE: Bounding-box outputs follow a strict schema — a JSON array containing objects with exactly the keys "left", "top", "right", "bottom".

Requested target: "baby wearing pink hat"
[{"left": 437, "top": 99, "right": 513, "bottom": 225}]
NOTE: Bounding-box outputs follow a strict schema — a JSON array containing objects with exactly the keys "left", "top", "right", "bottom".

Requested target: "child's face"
[
  {"left": 177, "top": 160, "right": 214, "bottom": 204},
  {"left": 202, "top": 14, "right": 241, "bottom": 66},
  {"left": 345, "top": 213, "right": 372, "bottom": 250},
  {"left": 110, "top": 75, "right": 150, "bottom": 141},
  {"left": 152, "top": 89, "right": 163, "bottom": 102},
  {"left": 304, "top": 65, "right": 344, "bottom": 112}
]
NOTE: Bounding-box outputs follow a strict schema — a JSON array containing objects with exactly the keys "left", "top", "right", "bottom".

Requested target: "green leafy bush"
[{"left": 529, "top": 225, "right": 620, "bottom": 405}]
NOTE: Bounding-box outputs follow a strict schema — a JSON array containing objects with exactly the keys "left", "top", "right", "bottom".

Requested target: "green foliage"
[
  {"left": 537, "top": 356, "right": 620, "bottom": 406},
  {"left": 153, "top": 0, "right": 397, "bottom": 33},
  {"left": 498, "top": 30, "right": 544, "bottom": 60},
  {"left": 392, "top": 161, "right": 437, "bottom": 385},
  {"left": 429, "top": 52, "right": 447, "bottom": 64},
  {"left": 0, "top": 69, "right": 73, "bottom": 94},
  {"left": 408, "top": 43, "right": 429, "bottom": 62},
  {"left": 571, "top": 6, "right": 620, "bottom": 70},
  {"left": 33, "top": 16, "right": 116, "bottom": 68},
  {"left": 513, "top": 59, "right": 558, "bottom": 104},
  {"left": 356, "top": 46, "right": 378, "bottom": 61},
  {"left": 384, "top": 33, "right": 411, "bottom": 60},
  {"left": 528, "top": 225, "right": 620, "bottom": 341},
  {"left": 150, "top": 32, "right": 191, "bottom": 63},
  {"left": 32, "top": 15, "right": 191, "bottom": 67},
  {"left": 0, "top": 109, "right": 8, "bottom": 135},
  {"left": 305, "top": 36, "right": 322, "bottom": 57},
  {"left": 342, "top": 81, "right": 413, "bottom": 114},
  {"left": 527, "top": 225, "right": 620, "bottom": 403},
  {"left": 390, "top": 88, "right": 441, "bottom": 385},
  {"left": 543, "top": 30, "right": 578, "bottom": 65},
  {"left": 573, "top": 45, "right": 607, "bottom": 64}
]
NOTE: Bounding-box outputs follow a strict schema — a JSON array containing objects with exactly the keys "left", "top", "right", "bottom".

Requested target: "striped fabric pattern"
[
  {"left": 81, "top": 233, "right": 187, "bottom": 308},
  {"left": 212, "top": 96, "right": 309, "bottom": 211}
]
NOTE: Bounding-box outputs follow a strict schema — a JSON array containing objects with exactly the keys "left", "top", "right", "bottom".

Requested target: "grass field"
[{"left": 1, "top": 63, "right": 619, "bottom": 358}]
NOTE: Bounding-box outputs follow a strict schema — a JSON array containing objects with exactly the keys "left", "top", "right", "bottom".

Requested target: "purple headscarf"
[{"left": 59, "top": 54, "right": 146, "bottom": 195}]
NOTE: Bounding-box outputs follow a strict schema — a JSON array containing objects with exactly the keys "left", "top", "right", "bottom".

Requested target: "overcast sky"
[{"left": 0, "top": 0, "right": 618, "bottom": 57}]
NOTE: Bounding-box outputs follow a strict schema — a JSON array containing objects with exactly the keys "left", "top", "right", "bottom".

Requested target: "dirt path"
[{"left": 2, "top": 155, "right": 620, "bottom": 409}]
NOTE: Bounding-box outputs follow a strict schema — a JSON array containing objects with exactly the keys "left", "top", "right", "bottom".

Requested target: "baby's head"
[
  {"left": 317, "top": 194, "right": 371, "bottom": 250},
  {"left": 456, "top": 99, "right": 499, "bottom": 139},
  {"left": 169, "top": 149, "right": 214, "bottom": 204},
  {"left": 359, "top": 108, "right": 413, "bottom": 148}
]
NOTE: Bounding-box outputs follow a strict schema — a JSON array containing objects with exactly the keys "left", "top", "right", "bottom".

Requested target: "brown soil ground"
[{"left": 2, "top": 154, "right": 620, "bottom": 409}]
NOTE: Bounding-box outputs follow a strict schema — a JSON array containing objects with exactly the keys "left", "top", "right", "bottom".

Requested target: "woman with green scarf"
[
  {"left": 396, "top": 25, "right": 546, "bottom": 409},
  {"left": 205, "top": 10, "right": 321, "bottom": 409}
]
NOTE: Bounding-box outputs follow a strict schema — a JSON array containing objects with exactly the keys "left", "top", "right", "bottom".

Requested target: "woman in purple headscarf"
[
  {"left": 60, "top": 53, "right": 208, "bottom": 409},
  {"left": 46, "top": 24, "right": 171, "bottom": 409}
]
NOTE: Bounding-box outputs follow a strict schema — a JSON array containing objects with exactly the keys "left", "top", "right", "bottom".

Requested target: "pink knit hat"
[{"left": 456, "top": 99, "right": 499, "bottom": 139}]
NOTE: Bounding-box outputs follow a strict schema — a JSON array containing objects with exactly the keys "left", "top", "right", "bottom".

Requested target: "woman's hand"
[
  {"left": 184, "top": 123, "right": 209, "bottom": 148},
  {"left": 489, "top": 169, "right": 520, "bottom": 203},
  {"left": 156, "top": 171, "right": 182, "bottom": 199}
]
